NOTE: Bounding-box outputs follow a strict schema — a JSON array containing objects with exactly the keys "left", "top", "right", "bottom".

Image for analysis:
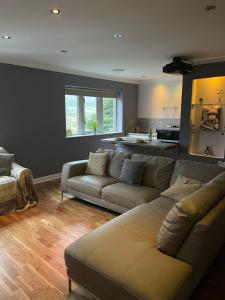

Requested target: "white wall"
[{"left": 138, "top": 80, "right": 183, "bottom": 119}]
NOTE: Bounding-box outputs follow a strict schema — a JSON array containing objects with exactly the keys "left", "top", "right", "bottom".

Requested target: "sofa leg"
[
  {"left": 68, "top": 278, "right": 72, "bottom": 293},
  {"left": 61, "top": 191, "right": 64, "bottom": 201}
]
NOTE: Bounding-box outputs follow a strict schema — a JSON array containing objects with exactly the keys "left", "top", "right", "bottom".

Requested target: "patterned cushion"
[
  {"left": 161, "top": 175, "right": 203, "bottom": 201},
  {"left": 0, "top": 154, "right": 14, "bottom": 176},
  {"left": 0, "top": 147, "right": 8, "bottom": 154}
]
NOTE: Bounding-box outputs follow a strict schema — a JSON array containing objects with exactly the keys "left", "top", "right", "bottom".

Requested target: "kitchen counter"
[{"left": 101, "top": 138, "right": 179, "bottom": 150}]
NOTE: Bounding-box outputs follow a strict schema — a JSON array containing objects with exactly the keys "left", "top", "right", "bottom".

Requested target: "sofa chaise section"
[{"left": 65, "top": 197, "right": 192, "bottom": 300}]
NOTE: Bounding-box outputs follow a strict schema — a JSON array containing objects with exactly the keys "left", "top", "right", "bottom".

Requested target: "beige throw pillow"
[
  {"left": 85, "top": 152, "right": 108, "bottom": 176},
  {"left": 157, "top": 171, "right": 225, "bottom": 256},
  {"left": 161, "top": 175, "right": 203, "bottom": 201}
]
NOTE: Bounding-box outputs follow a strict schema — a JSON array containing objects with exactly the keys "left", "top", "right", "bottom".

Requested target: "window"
[
  {"left": 65, "top": 95, "right": 78, "bottom": 136},
  {"left": 65, "top": 87, "right": 122, "bottom": 137}
]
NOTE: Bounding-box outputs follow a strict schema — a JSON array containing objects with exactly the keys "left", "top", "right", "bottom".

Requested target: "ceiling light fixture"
[
  {"left": 50, "top": 8, "right": 61, "bottom": 14},
  {"left": 112, "top": 68, "right": 124, "bottom": 72},
  {"left": 205, "top": 5, "right": 216, "bottom": 11},
  {"left": 61, "top": 50, "right": 68, "bottom": 53},
  {"left": 113, "top": 33, "right": 122, "bottom": 38},
  {"left": 2, "top": 35, "right": 11, "bottom": 39}
]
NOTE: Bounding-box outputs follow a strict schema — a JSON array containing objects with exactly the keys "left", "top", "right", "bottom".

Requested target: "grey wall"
[
  {"left": 180, "top": 61, "right": 225, "bottom": 163},
  {"left": 0, "top": 63, "right": 138, "bottom": 177}
]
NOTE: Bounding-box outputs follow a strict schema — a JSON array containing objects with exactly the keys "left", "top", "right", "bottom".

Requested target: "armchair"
[{"left": 0, "top": 147, "right": 38, "bottom": 215}]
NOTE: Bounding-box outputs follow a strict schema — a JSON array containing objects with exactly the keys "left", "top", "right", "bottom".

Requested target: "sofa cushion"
[
  {"left": 68, "top": 175, "right": 117, "bottom": 198},
  {"left": 0, "top": 154, "right": 14, "bottom": 176},
  {"left": 170, "top": 159, "right": 223, "bottom": 186},
  {"left": 65, "top": 200, "right": 192, "bottom": 300},
  {"left": 157, "top": 171, "right": 225, "bottom": 257},
  {"left": 85, "top": 152, "right": 108, "bottom": 176},
  {"left": 102, "top": 182, "right": 160, "bottom": 209},
  {"left": 119, "top": 159, "right": 146, "bottom": 185},
  {"left": 161, "top": 175, "right": 203, "bottom": 201},
  {"left": 97, "top": 149, "right": 130, "bottom": 179},
  {"left": 131, "top": 154, "right": 175, "bottom": 191}
]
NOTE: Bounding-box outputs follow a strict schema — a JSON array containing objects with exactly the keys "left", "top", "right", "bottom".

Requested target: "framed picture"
[{"left": 201, "top": 106, "right": 220, "bottom": 131}]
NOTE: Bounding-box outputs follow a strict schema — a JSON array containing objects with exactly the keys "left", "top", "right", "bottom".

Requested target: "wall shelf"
[{"left": 189, "top": 76, "right": 225, "bottom": 159}]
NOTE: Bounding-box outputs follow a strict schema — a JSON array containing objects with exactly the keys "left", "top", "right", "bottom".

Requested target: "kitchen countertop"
[{"left": 101, "top": 138, "right": 179, "bottom": 150}]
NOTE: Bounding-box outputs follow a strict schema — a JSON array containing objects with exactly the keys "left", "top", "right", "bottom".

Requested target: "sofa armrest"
[
  {"left": 11, "top": 162, "right": 28, "bottom": 180},
  {"left": 61, "top": 160, "right": 88, "bottom": 193}
]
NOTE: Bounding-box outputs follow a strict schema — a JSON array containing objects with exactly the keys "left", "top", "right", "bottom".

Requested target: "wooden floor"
[
  {"left": 0, "top": 180, "right": 224, "bottom": 300},
  {"left": 0, "top": 180, "right": 114, "bottom": 300}
]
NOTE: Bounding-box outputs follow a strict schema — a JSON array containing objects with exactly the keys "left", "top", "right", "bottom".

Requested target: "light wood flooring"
[
  {"left": 0, "top": 179, "right": 224, "bottom": 300},
  {"left": 0, "top": 180, "right": 114, "bottom": 300}
]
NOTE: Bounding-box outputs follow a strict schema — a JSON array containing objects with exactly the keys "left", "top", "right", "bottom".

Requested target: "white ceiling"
[{"left": 0, "top": 0, "right": 225, "bottom": 83}]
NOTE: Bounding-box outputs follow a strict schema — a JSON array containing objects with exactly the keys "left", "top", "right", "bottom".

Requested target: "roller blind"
[{"left": 65, "top": 87, "right": 119, "bottom": 98}]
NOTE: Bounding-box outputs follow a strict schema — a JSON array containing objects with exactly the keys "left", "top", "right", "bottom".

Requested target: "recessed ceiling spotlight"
[
  {"left": 2, "top": 35, "right": 11, "bottom": 39},
  {"left": 61, "top": 49, "right": 68, "bottom": 53},
  {"left": 112, "top": 68, "right": 124, "bottom": 72},
  {"left": 205, "top": 5, "right": 216, "bottom": 11},
  {"left": 50, "top": 8, "right": 61, "bottom": 14},
  {"left": 113, "top": 33, "right": 122, "bottom": 38}
]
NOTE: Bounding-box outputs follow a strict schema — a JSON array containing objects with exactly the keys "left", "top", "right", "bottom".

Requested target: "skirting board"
[{"left": 34, "top": 173, "right": 61, "bottom": 184}]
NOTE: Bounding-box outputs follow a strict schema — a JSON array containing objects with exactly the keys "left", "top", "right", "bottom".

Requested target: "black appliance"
[{"left": 156, "top": 128, "right": 180, "bottom": 143}]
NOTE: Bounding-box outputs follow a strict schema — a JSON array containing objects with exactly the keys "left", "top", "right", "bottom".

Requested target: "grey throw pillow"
[
  {"left": 119, "top": 159, "right": 146, "bottom": 185},
  {"left": 0, "top": 153, "right": 14, "bottom": 176},
  {"left": 97, "top": 148, "right": 130, "bottom": 179}
]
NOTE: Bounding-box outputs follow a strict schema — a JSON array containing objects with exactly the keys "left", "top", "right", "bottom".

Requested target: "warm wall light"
[{"left": 50, "top": 8, "right": 61, "bottom": 14}]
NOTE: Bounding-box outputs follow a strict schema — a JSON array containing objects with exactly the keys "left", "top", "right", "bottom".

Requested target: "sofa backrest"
[
  {"left": 97, "top": 148, "right": 130, "bottom": 180},
  {"left": 176, "top": 196, "right": 225, "bottom": 286},
  {"left": 170, "top": 159, "right": 223, "bottom": 186},
  {"left": 131, "top": 154, "right": 175, "bottom": 191}
]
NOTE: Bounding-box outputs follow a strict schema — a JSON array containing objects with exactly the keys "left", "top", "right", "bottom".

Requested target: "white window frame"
[{"left": 65, "top": 87, "right": 123, "bottom": 137}]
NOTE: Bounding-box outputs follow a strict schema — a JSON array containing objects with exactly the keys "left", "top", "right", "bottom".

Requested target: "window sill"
[{"left": 66, "top": 132, "right": 123, "bottom": 139}]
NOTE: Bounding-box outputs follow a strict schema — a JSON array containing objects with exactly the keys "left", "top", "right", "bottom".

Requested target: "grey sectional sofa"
[{"left": 63, "top": 152, "right": 225, "bottom": 300}]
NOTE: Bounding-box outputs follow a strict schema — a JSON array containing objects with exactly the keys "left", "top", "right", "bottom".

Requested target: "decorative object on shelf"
[
  {"left": 217, "top": 89, "right": 224, "bottom": 105},
  {"left": 199, "top": 98, "right": 204, "bottom": 105},
  {"left": 189, "top": 76, "right": 225, "bottom": 159},
  {"left": 201, "top": 106, "right": 220, "bottom": 131},
  {"left": 148, "top": 128, "right": 152, "bottom": 141},
  {"left": 204, "top": 146, "right": 211, "bottom": 156},
  {"left": 135, "top": 126, "right": 140, "bottom": 133}
]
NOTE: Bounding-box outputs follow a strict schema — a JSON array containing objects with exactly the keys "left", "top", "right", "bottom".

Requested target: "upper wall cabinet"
[{"left": 189, "top": 76, "right": 225, "bottom": 159}]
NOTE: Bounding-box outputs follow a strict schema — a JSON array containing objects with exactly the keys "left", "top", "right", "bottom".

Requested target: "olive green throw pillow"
[
  {"left": 85, "top": 152, "right": 108, "bottom": 176},
  {"left": 157, "top": 171, "right": 225, "bottom": 256}
]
